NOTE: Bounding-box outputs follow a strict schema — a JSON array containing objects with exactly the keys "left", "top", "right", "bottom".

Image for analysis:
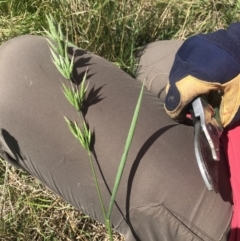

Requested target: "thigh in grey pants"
[{"left": 0, "top": 35, "right": 232, "bottom": 241}]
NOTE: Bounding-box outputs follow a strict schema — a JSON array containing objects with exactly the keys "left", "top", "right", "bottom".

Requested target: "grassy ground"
[{"left": 0, "top": 0, "right": 240, "bottom": 240}]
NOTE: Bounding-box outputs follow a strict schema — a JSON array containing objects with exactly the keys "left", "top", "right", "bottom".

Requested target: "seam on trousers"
[
  {"left": 171, "top": 206, "right": 232, "bottom": 241},
  {"left": 162, "top": 205, "right": 215, "bottom": 241},
  {"left": 117, "top": 203, "right": 209, "bottom": 241},
  {"left": 161, "top": 204, "right": 205, "bottom": 240}
]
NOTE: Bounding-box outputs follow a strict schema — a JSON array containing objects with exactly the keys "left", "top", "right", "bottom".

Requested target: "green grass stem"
[{"left": 107, "top": 82, "right": 145, "bottom": 220}]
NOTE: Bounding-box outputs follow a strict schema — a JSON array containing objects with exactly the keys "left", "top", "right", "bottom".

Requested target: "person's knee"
[{"left": 136, "top": 40, "right": 183, "bottom": 101}]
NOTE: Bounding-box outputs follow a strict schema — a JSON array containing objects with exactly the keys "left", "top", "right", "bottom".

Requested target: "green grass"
[
  {"left": 0, "top": 0, "right": 240, "bottom": 240},
  {"left": 1, "top": 0, "right": 239, "bottom": 75}
]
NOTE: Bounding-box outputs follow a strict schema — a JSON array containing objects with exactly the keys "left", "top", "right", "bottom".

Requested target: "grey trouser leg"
[
  {"left": 0, "top": 35, "right": 232, "bottom": 241},
  {"left": 136, "top": 40, "right": 183, "bottom": 101}
]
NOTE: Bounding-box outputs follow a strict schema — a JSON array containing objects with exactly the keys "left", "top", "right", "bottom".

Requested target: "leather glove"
[{"left": 164, "top": 23, "right": 240, "bottom": 127}]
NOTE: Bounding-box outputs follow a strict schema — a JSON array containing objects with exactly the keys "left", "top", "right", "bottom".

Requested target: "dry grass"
[
  {"left": 0, "top": 160, "right": 123, "bottom": 241},
  {"left": 0, "top": 0, "right": 240, "bottom": 240}
]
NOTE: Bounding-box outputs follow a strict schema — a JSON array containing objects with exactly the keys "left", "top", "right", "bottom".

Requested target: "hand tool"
[{"left": 191, "top": 96, "right": 223, "bottom": 192}]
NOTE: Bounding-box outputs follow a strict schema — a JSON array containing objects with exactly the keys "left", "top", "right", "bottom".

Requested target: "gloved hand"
[{"left": 164, "top": 23, "right": 240, "bottom": 127}]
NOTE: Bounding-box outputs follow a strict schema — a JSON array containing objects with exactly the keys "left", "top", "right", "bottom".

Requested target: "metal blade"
[
  {"left": 194, "top": 120, "right": 219, "bottom": 192},
  {"left": 192, "top": 97, "right": 223, "bottom": 161}
]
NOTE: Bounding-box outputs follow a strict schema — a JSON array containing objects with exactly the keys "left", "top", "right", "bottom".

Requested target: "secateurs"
[{"left": 191, "top": 95, "right": 223, "bottom": 193}]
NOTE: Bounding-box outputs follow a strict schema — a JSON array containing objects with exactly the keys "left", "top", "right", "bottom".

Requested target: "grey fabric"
[
  {"left": 0, "top": 35, "right": 232, "bottom": 241},
  {"left": 137, "top": 40, "right": 183, "bottom": 101}
]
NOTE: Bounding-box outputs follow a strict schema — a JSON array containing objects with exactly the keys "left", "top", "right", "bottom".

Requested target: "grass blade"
[{"left": 107, "top": 82, "right": 145, "bottom": 219}]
